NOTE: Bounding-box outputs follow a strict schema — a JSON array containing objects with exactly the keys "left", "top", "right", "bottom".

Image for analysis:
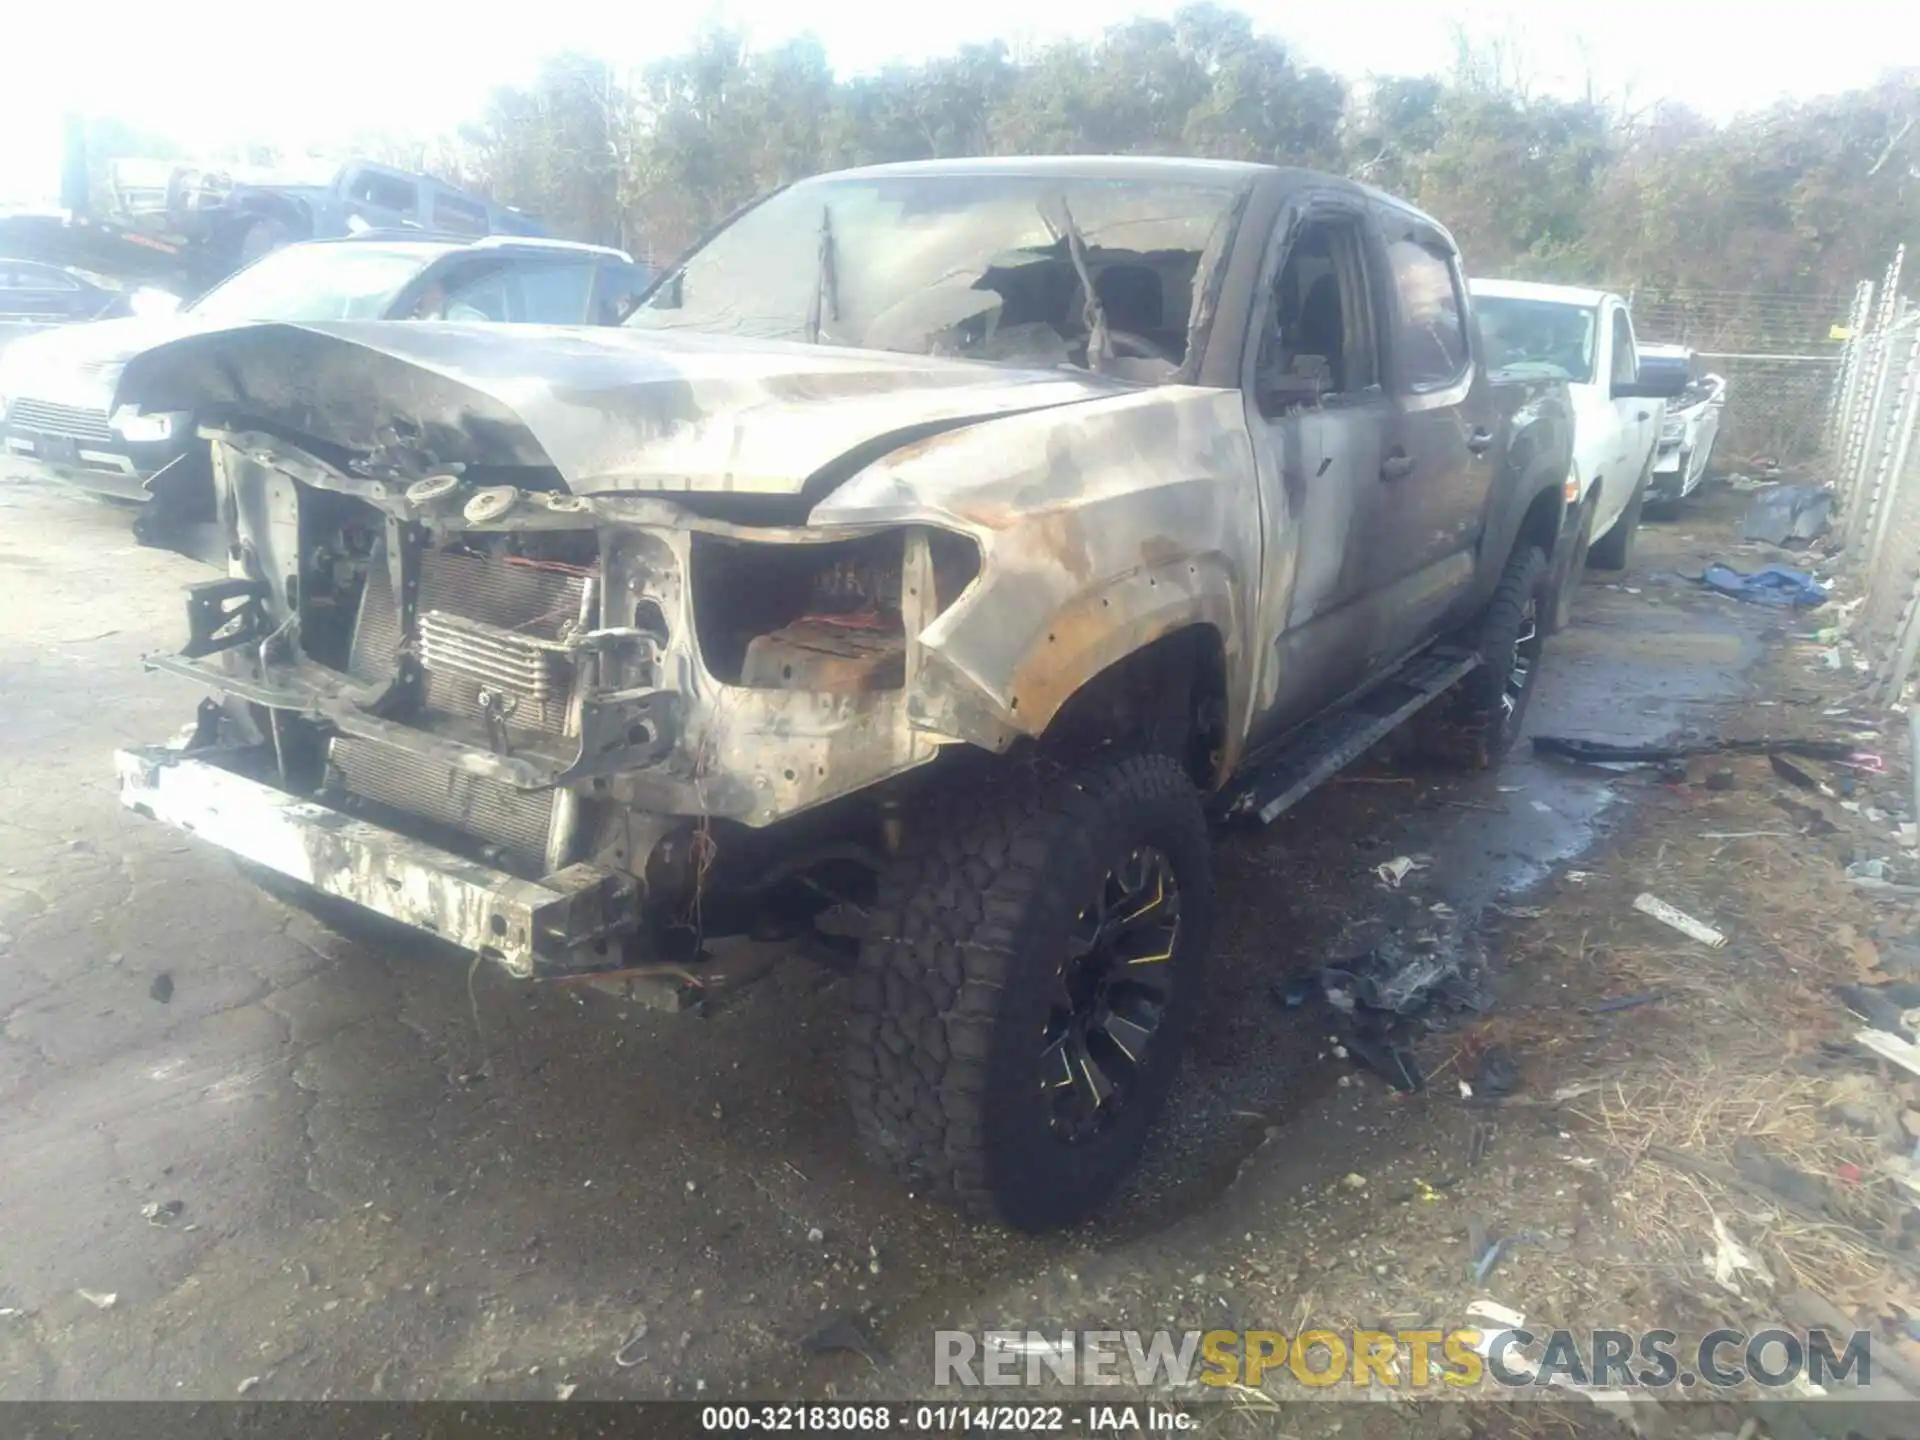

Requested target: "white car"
[
  {"left": 1638, "top": 342, "right": 1725, "bottom": 505},
  {"left": 1469, "top": 279, "right": 1669, "bottom": 572}
]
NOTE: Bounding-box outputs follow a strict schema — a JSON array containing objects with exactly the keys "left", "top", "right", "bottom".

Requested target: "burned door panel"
[
  {"left": 1240, "top": 201, "right": 1396, "bottom": 745},
  {"left": 1373, "top": 226, "right": 1489, "bottom": 650}
]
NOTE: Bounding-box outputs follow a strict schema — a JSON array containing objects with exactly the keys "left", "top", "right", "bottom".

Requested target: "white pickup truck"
[
  {"left": 1638, "top": 342, "right": 1725, "bottom": 507},
  {"left": 1469, "top": 279, "right": 1666, "bottom": 575}
]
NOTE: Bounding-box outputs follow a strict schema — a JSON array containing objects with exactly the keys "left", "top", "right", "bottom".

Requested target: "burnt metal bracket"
[
  {"left": 180, "top": 578, "right": 271, "bottom": 658},
  {"left": 371, "top": 517, "right": 426, "bottom": 718},
  {"left": 564, "top": 690, "right": 684, "bottom": 782}
]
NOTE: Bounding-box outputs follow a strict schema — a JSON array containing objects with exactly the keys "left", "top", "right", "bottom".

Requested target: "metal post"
[
  {"left": 1830, "top": 279, "right": 1875, "bottom": 454},
  {"left": 1865, "top": 320, "right": 1920, "bottom": 582}
]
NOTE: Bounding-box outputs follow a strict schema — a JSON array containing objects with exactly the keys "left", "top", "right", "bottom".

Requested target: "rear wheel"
[
  {"left": 846, "top": 751, "right": 1213, "bottom": 1231},
  {"left": 1421, "top": 544, "right": 1550, "bottom": 770}
]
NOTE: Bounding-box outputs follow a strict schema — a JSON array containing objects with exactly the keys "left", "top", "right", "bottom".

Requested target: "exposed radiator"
[{"left": 333, "top": 545, "right": 596, "bottom": 867}]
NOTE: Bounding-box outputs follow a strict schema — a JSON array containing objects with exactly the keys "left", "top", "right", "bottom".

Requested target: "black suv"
[{"left": 0, "top": 234, "right": 655, "bottom": 556}]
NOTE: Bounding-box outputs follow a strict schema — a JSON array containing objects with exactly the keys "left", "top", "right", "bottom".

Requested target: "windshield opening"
[
  {"left": 187, "top": 243, "right": 437, "bottom": 322},
  {"left": 629, "top": 173, "right": 1249, "bottom": 381},
  {"left": 1474, "top": 296, "right": 1598, "bottom": 384}
]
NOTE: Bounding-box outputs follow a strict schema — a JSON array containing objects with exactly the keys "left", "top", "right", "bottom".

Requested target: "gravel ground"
[{"left": 0, "top": 471, "right": 1775, "bottom": 1413}]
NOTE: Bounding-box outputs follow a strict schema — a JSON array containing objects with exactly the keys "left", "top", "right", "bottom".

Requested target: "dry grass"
[{"left": 1480, "top": 721, "right": 1920, "bottom": 1322}]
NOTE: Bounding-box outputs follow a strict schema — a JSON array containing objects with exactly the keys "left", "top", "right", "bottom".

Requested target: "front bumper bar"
[{"left": 115, "top": 747, "right": 635, "bottom": 977}]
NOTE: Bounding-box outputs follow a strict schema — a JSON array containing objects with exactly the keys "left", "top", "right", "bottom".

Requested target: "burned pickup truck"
[{"left": 112, "top": 158, "right": 1577, "bottom": 1230}]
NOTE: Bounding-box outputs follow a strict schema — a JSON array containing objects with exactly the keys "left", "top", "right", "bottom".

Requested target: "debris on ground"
[
  {"left": 614, "top": 1321, "right": 651, "bottom": 1368},
  {"left": 236, "top": 1376, "right": 261, "bottom": 1396},
  {"left": 148, "top": 972, "right": 173, "bottom": 1004},
  {"left": 800, "top": 1313, "right": 887, "bottom": 1369},
  {"left": 1743, "top": 482, "right": 1833, "bottom": 545},
  {"left": 1372, "top": 855, "right": 1426, "bottom": 888},
  {"left": 1470, "top": 1044, "right": 1521, "bottom": 1097},
  {"left": 1770, "top": 754, "right": 1823, "bottom": 791},
  {"left": 76, "top": 1289, "right": 117, "bottom": 1309},
  {"left": 1632, "top": 892, "right": 1728, "bottom": 947},
  {"left": 1588, "top": 991, "right": 1664, "bottom": 1014},
  {"left": 1531, "top": 734, "right": 1854, "bottom": 766},
  {"left": 1698, "top": 562, "right": 1829, "bottom": 608},
  {"left": 140, "top": 1199, "right": 184, "bottom": 1226},
  {"left": 1320, "top": 932, "right": 1485, "bottom": 1017}
]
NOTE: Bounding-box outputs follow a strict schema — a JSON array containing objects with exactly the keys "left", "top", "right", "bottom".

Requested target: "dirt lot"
[{"left": 0, "top": 471, "right": 1908, "bottom": 1430}]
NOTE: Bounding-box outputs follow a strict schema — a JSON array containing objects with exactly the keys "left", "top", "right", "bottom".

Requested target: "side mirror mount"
[{"left": 1613, "top": 369, "right": 1688, "bottom": 401}]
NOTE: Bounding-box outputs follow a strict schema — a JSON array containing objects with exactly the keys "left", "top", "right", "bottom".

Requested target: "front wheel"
[
  {"left": 1589, "top": 464, "right": 1650, "bottom": 570},
  {"left": 846, "top": 751, "right": 1213, "bottom": 1231},
  {"left": 1546, "top": 489, "right": 1595, "bottom": 634}
]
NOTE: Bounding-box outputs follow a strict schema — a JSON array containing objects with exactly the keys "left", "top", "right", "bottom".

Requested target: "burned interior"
[{"left": 628, "top": 167, "right": 1249, "bottom": 381}]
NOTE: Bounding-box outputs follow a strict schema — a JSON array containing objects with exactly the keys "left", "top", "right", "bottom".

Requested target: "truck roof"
[
  {"left": 1469, "top": 278, "right": 1619, "bottom": 308},
  {"left": 796, "top": 156, "right": 1453, "bottom": 240}
]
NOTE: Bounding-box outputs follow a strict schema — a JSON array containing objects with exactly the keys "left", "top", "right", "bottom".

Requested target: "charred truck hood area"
[{"left": 111, "top": 317, "right": 1264, "bottom": 978}]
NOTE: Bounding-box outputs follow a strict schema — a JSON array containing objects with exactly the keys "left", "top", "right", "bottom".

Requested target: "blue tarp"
[{"left": 1699, "top": 563, "right": 1828, "bottom": 608}]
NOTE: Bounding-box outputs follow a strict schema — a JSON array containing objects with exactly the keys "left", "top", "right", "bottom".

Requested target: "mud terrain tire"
[
  {"left": 1423, "top": 543, "right": 1550, "bottom": 770},
  {"left": 847, "top": 751, "right": 1213, "bottom": 1231}
]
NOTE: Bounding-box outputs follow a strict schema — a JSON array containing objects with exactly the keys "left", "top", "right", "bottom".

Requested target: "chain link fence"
[
  {"left": 1826, "top": 248, "right": 1920, "bottom": 702},
  {"left": 1631, "top": 284, "right": 1853, "bottom": 464}
]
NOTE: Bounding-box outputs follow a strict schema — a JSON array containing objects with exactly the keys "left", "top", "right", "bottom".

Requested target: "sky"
[{"left": 3, "top": 0, "right": 1915, "bottom": 205}]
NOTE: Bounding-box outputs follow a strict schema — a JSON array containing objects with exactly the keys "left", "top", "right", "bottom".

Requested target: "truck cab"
[{"left": 1468, "top": 279, "right": 1673, "bottom": 571}]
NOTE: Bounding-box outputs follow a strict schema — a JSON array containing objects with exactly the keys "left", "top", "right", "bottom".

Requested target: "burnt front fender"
[{"left": 813, "top": 386, "right": 1261, "bottom": 777}]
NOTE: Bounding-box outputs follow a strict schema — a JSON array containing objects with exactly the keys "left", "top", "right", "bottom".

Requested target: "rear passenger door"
[{"left": 1375, "top": 220, "right": 1497, "bottom": 648}]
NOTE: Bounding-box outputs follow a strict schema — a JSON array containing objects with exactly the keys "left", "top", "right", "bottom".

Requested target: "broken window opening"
[
  {"left": 1256, "top": 214, "right": 1382, "bottom": 416},
  {"left": 630, "top": 172, "right": 1248, "bottom": 382}
]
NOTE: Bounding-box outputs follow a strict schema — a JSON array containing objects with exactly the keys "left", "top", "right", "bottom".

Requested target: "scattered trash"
[
  {"left": 1468, "top": 1299, "right": 1526, "bottom": 1330},
  {"left": 806, "top": 1227, "right": 824, "bottom": 1244},
  {"left": 1270, "top": 973, "right": 1317, "bottom": 1008},
  {"left": 1707, "top": 1213, "right": 1771, "bottom": 1297},
  {"left": 1589, "top": 990, "right": 1665, "bottom": 1015},
  {"left": 1529, "top": 800, "right": 1552, "bottom": 813},
  {"left": 1743, "top": 483, "right": 1832, "bottom": 545},
  {"left": 614, "top": 1322, "right": 651, "bottom": 1368},
  {"left": 236, "top": 1376, "right": 261, "bottom": 1396},
  {"left": 140, "top": 1200, "right": 184, "bottom": 1226},
  {"left": 556, "top": 1382, "right": 578, "bottom": 1401},
  {"left": 1320, "top": 934, "right": 1484, "bottom": 1017},
  {"left": 1532, "top": 734, "right": 1853, "bottom": 766},
  {"left": 76, "top": 1290, "right": 117, "bottom": 1310},
  {"left": 1836, "top": 1161, "right": 1864, "bottom": 1184},
  {"left": 1566, "top": 870, "right": 1591, "bottom": 883},
  {"left": 1342, "top": 1172, "right": 1368, "bottom": 1190},
  {"left": 148, "top": 973, "right": 173, "bottom": 1004},
  {"left": 801, "top": 1313, "right": 887, "bottom": 1369},
  {"left": 1373, "top": 856, "right": 1426, "bottom": 888},
  {"left": 1343, "top": 1032, "right": 1424, "bottom": 1092},
  {"left": 1770, "top": 754, "right": 1822, "bottom": 791},
  {"left": 1838, "top": 979, "right": 1920, "bottom": 1036},
  {"left": 1699, "top": 562, "right": 1829, "bottom": 608},
  {"left": 1856, "top": 1027, "right": 1920, "bottom": 1080},
  {"left": 1633, "top": 893, "right": 1727, "bottom": 948},
  {"left": 1471, "top": 1045, "right": 1522, "bottom": 1098}
]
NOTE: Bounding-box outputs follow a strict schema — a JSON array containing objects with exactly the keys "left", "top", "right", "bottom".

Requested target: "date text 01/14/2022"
[{"left": 698, "top": 1403, "right": 1198, "bottom": 1431}]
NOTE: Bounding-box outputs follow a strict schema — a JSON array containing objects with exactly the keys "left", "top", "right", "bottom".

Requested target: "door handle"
[
  {"left": 1380, "top": 451, "right": 1414, "bottom": 481},
  {"left": 1466, "top": 428, "right": 1494, "bottom": 454}
]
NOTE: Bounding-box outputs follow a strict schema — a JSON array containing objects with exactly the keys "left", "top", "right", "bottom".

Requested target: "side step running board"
[{"left": 1221, "top": 650, "right": 1480, "bottom": 827}]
